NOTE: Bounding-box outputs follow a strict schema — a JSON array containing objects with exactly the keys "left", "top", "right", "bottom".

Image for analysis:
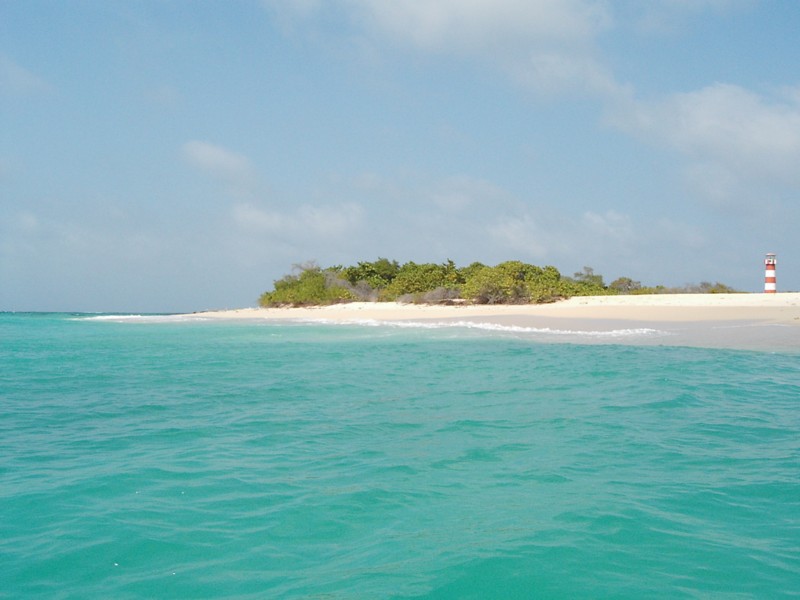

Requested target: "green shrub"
[
  {"left": 341, "top": 258, "right": 400, "bottom": 290},
  {"left": 383, "top": 261, "right": 460, "bottom": 300},
  {"left": 259, "top": 267, "right": 353, "bottom": 306},
  {"left": 258, "top": 260, "right": 737, "bottom": 306},
  {"left": 462, "top": 261, "right": 564, "bottom": 304}
]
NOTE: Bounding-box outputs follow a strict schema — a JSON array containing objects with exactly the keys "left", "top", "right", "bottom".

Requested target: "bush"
[
  {"left": 383, "top": 261, "right": 460, "bottom": 300},
  {"left": 258, "top": 260, "right": 738, "bottom": 306},
  {"left": 341, "top": 258, "right": 400, "bottom": 290},
  {"left": 462, "top": 261, "right": 564, "bottom": 304},
  {"left": 609, "top": 277, "right": 641, "bottom": 294},
  {"left": 259, "top": 266, "right": 354, "bottom": 306}
]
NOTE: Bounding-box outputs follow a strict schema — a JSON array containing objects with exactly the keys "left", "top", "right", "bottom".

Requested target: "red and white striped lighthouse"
[{"left": 764, "top": 253, "right": 777, "bottom": 293}]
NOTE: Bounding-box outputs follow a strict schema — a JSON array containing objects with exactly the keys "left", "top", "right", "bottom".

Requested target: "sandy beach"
[
  {"left": 196, "top": 293, "right": 800, "bottom": 323},
  {"left": 189, "top": 293, "right": 800, "bottom": 351}
]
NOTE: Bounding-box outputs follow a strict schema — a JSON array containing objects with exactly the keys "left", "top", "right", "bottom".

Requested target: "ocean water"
[{"left": 1, "top": 312, "right": 798, "bottom": 599}]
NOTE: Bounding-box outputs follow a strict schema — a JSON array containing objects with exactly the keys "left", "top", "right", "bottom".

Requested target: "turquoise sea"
[{"left": 1, "top": 312, "right": 799, "bottom": 599}]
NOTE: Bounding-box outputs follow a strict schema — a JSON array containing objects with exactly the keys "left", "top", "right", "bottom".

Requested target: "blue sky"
[{"left": 2, "top": 1, "right": 799, "bottom": 312}]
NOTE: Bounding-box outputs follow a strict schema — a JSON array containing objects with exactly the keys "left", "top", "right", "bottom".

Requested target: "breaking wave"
[
  {"left": 298, "top": 318, "right": 669, "bottom": 339},
  {"left": 77, "top": 314, "right": 210, "bottom": 323}
]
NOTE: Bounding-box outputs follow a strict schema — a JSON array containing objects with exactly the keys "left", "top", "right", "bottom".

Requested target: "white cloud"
[
  {"left": 182, "top": 140, "right": 256, "bottom": 189},
  {"left": 430, "top": 175, "right": 510, "bottom": 212},
  {"left": 228, "top": 199, "right": 364, "bottom": 271},
  {"left": 298, "top": 203, "right": 364, "bottom": 237},
  {"left": 0, "top": 55, "right": 51, "bottom": 95},
  {"left": 15, "top": 211, "right": 40, "bottom": 233},
  {"left": 649, "top": 216, "right": 708, "bottom": 250},
  {"left": 616, "top": 84, "right": 800, "bottom": 200},
  {"left": 232, "top": 203, "right": 287, "bottom": 232},
  {"left": 356, "top": 0, "right": 622, "bottom": 98},
  {"left": 631, "top": 0, "right": 753, "bottom": 33},
  {"left": 266, "top": 0, "right": 619, "bottom": 97},
  {"left": 232, "top": 201, "right": 363, "bottom": 240},
  {"left": 221, "top": 170, "right": 737, "bottom": 288},
  {"left": 0, "top": 208, "right": 164, "bottom": 267},
  {"left": 348, "top": 0, "right": 610, "bottom": 54},
  {"left": 488, "top": 214, "right": 550, "bottom": 258},
  {"left": 487, "top": 209, "right": 640, "bottom": 268},
  {"left": 581, "top": 210, "right": 634, "bottom": 241},
  {"left": 511, "top": 51, "right": 625, "bottom": 97}
]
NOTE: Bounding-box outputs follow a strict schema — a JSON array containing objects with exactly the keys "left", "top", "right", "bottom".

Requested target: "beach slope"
[{"left": 191, "top": 293, "right": 800, "bottom": 351}]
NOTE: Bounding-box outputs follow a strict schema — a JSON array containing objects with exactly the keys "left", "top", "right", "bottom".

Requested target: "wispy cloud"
[
  {"left": 352, "top": 0, "right": 623, "bottom": 99},
  {"left": 347, "top": 0, "right": 610, "bottom": 54},
  {"left": 488, "top": 214, "right": 550, "bottom": 258},
  {"left": 0, "top": 54, "right": 51, "bottom": 95},
  {"left": 182, "top": 140, "right": 257, "bottom": 191},
  {"left": 232, "top": 201, "right": 364, "bottom": 240},
  {"left": 581, "top": 210, "right": 635, "bottom": 245},
  {"left": 510, "top": 51, "right": 625, "bottom": 98},
  {"left": 265, "top": 0, "right": 619, "bottom": 97},
  {"left": 266, "top": 0, "right": 797, "bottom": 203},
  {"left": 227, "top": 200, "right": 365, "bottom": 272},
  {"left": 630, "top": 0, "right": 753, "bottom": 34},
  {"left": 429, "top": 175, "right": 511, "bottom": 212},
  {"left": 613, "top": 83, "right": 800, "bottom": 202}
]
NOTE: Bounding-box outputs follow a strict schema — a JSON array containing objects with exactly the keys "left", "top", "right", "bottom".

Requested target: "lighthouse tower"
[{"left": 764, "top": 253, "right": 777, "bottom": 293}]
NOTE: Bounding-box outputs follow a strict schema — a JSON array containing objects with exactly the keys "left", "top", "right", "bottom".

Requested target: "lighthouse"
[{"left": 764, "top": 253, "right": 777, "bottom": 293}]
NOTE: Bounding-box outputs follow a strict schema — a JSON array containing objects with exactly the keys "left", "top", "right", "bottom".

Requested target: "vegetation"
[
  {"left": 259, "top": 263, "right": 354, "bottom": 306},
  {"left": 258, "top": 259, "right": 738, "bottom": 307},
  {"left": 460, "top": 261, "right": 563, "bottom": 304}
]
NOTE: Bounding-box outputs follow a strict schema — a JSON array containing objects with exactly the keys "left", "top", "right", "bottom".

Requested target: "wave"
[
  {"left": 77, "top": 314, "right": 670, "bottom": 340},
  {"left": 77, "top": 314, "right": 210, "bottom": 323},
  {"left": 297, "top": 318, "right": 669, "bottom": 339}
]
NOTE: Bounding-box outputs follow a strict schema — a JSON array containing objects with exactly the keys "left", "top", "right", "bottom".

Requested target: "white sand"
[
  {"left": 184, "top": 294, "right": 800, "bottom": 351},
  {"left": 194, "top": 293, "right": 800, "bottom": 325}
]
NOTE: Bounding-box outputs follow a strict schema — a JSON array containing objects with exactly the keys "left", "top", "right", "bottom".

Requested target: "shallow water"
[{"left": 2, "top": 313, "right": 799, "bottom": 598}]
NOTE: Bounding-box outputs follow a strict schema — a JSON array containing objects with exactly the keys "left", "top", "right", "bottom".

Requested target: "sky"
[{"left": 2, "top": 0, "right": 799, "bottom": 312}]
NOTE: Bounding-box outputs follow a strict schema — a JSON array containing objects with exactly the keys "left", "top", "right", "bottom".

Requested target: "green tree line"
[{"left": 258, "top": 259, "right": 739, "bottom": 307}]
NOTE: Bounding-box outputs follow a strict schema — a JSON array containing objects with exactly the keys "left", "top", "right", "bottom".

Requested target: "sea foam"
[{"left": 296, "top": 317, "right": 669, "bottom": 340}]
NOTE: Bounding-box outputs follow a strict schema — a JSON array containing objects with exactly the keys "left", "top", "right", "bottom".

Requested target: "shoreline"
[
  {"left": 193, "top": 293, "right": 800, "bottom": 324},
  {"left": 187, "top": 293, "right": 800, "bottom": 351}
]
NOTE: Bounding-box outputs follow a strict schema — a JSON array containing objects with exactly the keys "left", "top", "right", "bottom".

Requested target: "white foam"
[
  {"left": 295, "top": 318, "right": 668, "bottom": 339},
  {"left": 78, "top": 314, "right": 209, "bottom": 323},
  {"left": 78, "top": 314, "right": 669, "bottom": 340}
]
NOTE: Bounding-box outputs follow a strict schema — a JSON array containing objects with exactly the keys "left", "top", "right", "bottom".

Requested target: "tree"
[
  {"left": 458, "top": 261, "right": 487, "bottom": 283},
  {"left": 461, "top": 261, "right": 564, "bottom": 304},
  {"left": 342, "top": 258, "right": 400, "bottom": 290},
  {"left": 257, "top": 258, "right": 738, "bottom": 307},
  {"left": 561, "top": 266, "right": 612, "bottom": 296},
  {"left": 384, "top": 261, "right": 457, "bottom": 300},
  {"left": 609, "top": 277, "right": 641, "bottom": 294},
  {"left": 259, "top": 264, "right": 353, "bottom": 306},
  {"left": 572, "top": 266, "right": 604, "bottom": 287},
  {"left": 694, "top": 281, "right": 738, "bottom": 294}
]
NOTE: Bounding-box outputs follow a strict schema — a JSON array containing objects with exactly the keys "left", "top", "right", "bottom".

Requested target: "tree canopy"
[{"left": 258, "top": 259, "right": 738, "bottom": 307}]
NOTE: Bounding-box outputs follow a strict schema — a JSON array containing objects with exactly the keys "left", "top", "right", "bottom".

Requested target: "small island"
[
  {"left": 258, "top": 258, "right": 737, "bottom": 307},
  {"left": 178, "top": 258, "right": 800, "bottom": 351}
]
